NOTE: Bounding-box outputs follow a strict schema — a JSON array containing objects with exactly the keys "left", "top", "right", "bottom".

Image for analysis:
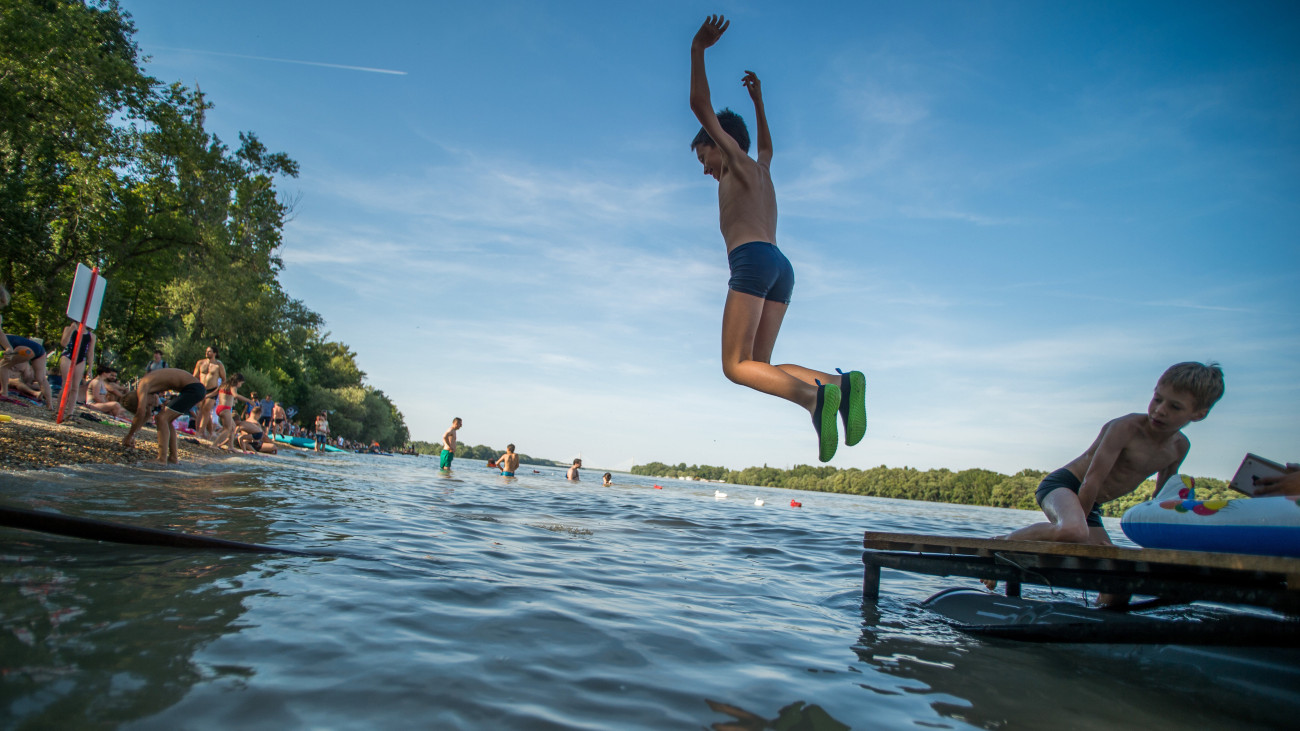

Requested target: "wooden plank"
[
  {"left": 862, "top": 551, "right": 1300, "bottom": 613},
  {"left": 862, "top": 530, "right": 1300, "bottom": 575}
]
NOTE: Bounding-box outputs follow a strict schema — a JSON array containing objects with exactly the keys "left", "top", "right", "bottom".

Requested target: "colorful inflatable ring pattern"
[{"left": 1121, "top": 474, "right": 1300, "bottom": 557}]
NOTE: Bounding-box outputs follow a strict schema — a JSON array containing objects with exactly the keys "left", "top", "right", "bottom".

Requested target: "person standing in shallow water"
[
  {"left": 689, "top": 14, "right": 866, "bottom": 463},
  {"left": 567, "top": 458, "right": 581, "bottom": 481},
  {"left": 440, "top": 417, "right": 461, "bottom": 471}
]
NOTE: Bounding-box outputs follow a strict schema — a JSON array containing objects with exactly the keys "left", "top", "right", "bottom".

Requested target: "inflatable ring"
[{"left": 1121, "top": 474, "right": 1300, "bottom": 557}]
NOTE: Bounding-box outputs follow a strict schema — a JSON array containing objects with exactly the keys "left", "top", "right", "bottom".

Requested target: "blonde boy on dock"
[{"left": 986, "top": 362, "right": 1225, "bottom": 605}]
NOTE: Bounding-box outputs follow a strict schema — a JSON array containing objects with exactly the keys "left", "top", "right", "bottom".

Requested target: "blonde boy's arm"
[
  {"left": 1153, "top": 438, "right": 1189, "bottom": 495},
  {"left": 1076, "top": 419, "right": 1135, "bottom": 515}
]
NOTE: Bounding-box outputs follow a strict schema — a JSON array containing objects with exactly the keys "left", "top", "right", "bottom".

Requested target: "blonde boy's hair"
[{"left": 1158, "top": 361, "right": 1225, "bottom": 412}]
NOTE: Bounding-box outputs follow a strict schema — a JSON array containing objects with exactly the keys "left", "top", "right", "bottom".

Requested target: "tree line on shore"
[
  {"left": 0, "top": 0, "right": 408, "bottom": 447},
  {"left": 629, "top": 462, "right": 1236, "bottom": 517}
]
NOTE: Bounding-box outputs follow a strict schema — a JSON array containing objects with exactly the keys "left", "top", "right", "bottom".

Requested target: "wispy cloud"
[{"left": 153, "top": 46, "right": 407, "bottom": 75}]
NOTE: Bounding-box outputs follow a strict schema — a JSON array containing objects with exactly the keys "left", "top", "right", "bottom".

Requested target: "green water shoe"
[
  {"left": 836, "top": 368, "right": 867, "bottom": 446},
  {"left": 812, "top": 381, "right": 841, "bottom": 463}
]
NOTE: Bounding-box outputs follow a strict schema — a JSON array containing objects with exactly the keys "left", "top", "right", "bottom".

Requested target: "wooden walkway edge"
[{"left": 862, "top": 531, "right": 1300, "bottom": 615}]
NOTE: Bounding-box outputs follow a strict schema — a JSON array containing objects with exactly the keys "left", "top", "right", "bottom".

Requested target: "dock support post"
[
  {"left": 1006, "top": 579, "right": 1021, "bottom": 598},
  {"left": 863, "top": 562, "right": 881, "bottom": 601}
]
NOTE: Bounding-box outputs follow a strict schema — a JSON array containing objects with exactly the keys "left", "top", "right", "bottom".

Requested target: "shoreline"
[{"left": 0, "top": 398, "right": 235, "bottom": 472}]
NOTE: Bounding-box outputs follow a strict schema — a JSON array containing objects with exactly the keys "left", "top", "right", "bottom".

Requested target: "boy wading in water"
[{"left": 689, "top": 14, "right": 865, "bottom": 462}]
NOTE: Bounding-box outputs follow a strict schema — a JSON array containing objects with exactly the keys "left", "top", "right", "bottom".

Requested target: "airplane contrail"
[{"left": 154, "top": 46, "right": 407, "bottom": 75}]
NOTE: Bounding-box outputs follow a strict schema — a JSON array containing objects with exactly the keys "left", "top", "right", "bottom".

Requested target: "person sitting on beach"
[
  {"left": 1, "top": 336, "right": 54, "bottom": 409},
  {"left": 314, "top": 411, "right": 330, "bottom": 452},
  {"left": 121, "top": 368, "right": 207, "bottom": 465},
  {"left": 440, "top": 417, "right": 462, "bottom": 471},
  {"left": 145, "top": 349, "right": 168, "bottom": 373},
  {"left": 59, "top": 322, "right": 96, "bottom": 404},
  {"left": 497, "top": 444, "right": 520, "bottom": 476},
  {"left": 602, "top": 472, "right": 613, "bottom": 486},
  {"left": 567, "top": 458, "right": 582, "bottom": 481},
  {"left": 984, "top": 362, "right": 1225, "bottom": 607},
  {"left": 213, "top": 373, "right": 254, "bottom": 451},
  {"left": 689, "top": 15, "right": 866, "bottom": 463},
  {"left": 85, "top": 365, "right": 130, "bottom": 419},
  {"left": 236, "top": 408, "right": 278, "bottom": 455},
  {"left": 191, "top": 346, "right": 225, "bottom": 439}
]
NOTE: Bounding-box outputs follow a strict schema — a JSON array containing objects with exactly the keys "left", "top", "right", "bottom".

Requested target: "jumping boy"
[
  {"left": 121, "top": 367, "right": 207, "bottom": 465},
  {"left": 440, "top": 417, "right": 462, "bottom": 471},
  {"left": 986, "top": 362, "right": 1225, "bottom": 603},
  {"left": 689, "top": 14, "right": 865, "bottom": 462}
]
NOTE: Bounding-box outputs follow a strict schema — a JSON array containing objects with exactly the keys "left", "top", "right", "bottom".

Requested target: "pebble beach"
[{"left": 0, "top": 398, "right": 229, "bottom": 471}]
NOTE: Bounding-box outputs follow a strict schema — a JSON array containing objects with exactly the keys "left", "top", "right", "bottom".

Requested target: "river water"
[{"left": 0, "top": 452, "right": 1291, "bottom": 729}]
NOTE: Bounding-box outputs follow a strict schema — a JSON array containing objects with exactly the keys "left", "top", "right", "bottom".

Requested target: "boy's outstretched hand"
[
  {"left": 743, "top": 70, "right": 761, "bottom": 100},
  {"left": 693, "top": 14, "right": 729, "bottom": 50}
]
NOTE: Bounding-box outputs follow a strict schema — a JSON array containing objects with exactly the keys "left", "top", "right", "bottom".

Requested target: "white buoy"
[
  {"left": 714, "top": 490, "right": 727, "bottom": 499},
  {"left": 754, "top": 498, "right": 764, "bottom": 506}
]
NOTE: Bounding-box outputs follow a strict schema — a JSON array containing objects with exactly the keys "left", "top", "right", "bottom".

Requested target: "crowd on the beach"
[{"left": 0, "top": 284, "right": 390, "bottom": 466}]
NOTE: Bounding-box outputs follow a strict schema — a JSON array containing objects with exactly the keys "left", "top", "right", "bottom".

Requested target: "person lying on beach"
[
  {"left": 689, "top": 14, "right": 866, "bottom": 463},
  {"left": 236, "top": 409, "right": 278, "bottom": 455},
  {"left": 121, "top": 368, "right": 207, "bottom": 464},
  {"left": 440, "top": 417, "right": 462, "bottom": 471},
  {"left": 85, "top": 365, "right": 130, "bottom": 419},
  {"left": 497, "top": 444, "right": 520, "bottom": 476},
  {"left": 567, "top": 458, "right": 581, "bottom": 481},
  {"left": 0, "top": 335, "right": 54, "bottom": 409},
  {"left": 59, "top": 323, "right": 96, "bottom": 404},
  {"left": 984, "top": 362, "right": 1224, "bottom": 607}
]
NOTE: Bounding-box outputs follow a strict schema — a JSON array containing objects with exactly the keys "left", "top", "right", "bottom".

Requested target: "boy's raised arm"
[
  {"left": 743, "top": 70, "right": 772, "bottom": 165},
  {"left": 690, "top": 15, "right": 744, "bottom": 160}
]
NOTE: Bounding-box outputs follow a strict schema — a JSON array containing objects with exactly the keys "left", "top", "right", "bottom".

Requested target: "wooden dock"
[{"left": 862, "top": 531, "right": 1300, "bottom": 615}]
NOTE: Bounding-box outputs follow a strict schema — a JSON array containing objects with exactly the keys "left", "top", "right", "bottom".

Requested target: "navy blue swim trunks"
[
  {"left": 727, "top": 242, "right": 795, "bottom": 305},
  {"left": 1034, "top": 468, "right": 1105, "bottom": 528}
]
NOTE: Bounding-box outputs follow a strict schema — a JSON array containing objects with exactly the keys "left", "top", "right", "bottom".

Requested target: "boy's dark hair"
[
  {"left": 1158, "top": 361, "right": 1225, "bottom": 412},
  {"left": 690, "top": 108, "right": 750, "bottom": 154}
]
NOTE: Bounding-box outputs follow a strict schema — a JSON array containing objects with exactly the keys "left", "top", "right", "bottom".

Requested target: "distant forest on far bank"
[
  {"left": 408, "top": 442, "right": 567, "bottom": 467},
  {"left": 629, "top": 462, "right": 1238, "bottom": 518}
]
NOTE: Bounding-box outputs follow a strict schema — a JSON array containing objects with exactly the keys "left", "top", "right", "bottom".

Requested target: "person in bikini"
[
  {"left": 59, "top": 322, "right": 96, "bottom": 404},
  {"left": 689, "top": 14, "right": 865, "bottom": 463},
  {"left": 122, "top": 368, "right": 207, "bottom": 465},
  {"left": 236, "top": 407, "right": 278, "bottom": 454},
  {"left": 496, "top": 444, "right": 520, "bottom": 476},
  {"left": 85, "top": 365, "right": 130, "bottom": 419},
  {"left": 983, "top": 362, "right": 1225, "bottom": 607},
  {"left": 213, "top": 373, "right": 253, "bottom": 450},
  {"left": 191, "top": 346, "right": 226, "bottom": 439}
]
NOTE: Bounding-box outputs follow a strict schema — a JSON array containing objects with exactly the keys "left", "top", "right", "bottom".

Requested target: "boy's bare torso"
[
  {"left": 717, "top": 157, "right": 778, "bottom": 252},
  {"left": 1064, "top": 413, "right": 1188, "bottom": 503},
  {"left": 442, "top": 428, "right": 458, "bottom": 452},
  {"left": 500, "top": 452, "right": 520, "bottom": 472}
]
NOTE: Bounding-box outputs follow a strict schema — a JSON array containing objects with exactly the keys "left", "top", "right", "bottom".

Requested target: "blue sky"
[{"left": 124, "top": 1, "right": 1299, "bottom": 477}]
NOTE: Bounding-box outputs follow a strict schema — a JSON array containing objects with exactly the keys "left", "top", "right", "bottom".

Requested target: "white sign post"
[{"left": 56, "top": 264, "right": 108, "bottom": 424}]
